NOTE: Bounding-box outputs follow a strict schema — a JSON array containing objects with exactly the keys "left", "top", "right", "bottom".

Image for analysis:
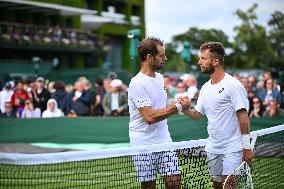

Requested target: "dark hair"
[
  {"left": 53, "top": 81, "right": 66, "bottom": 91},
  {"left": 95, "top": 77, "right": 103, "bottom": 86},
  {"left": 137, "top": 37, "right": 164, "bottom": 62},
  {"left": 200, "top": 42, "right": 225, "bottom": 65}
]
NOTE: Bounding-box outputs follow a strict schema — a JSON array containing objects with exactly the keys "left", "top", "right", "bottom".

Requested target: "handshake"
[{"left": 174, "top": 96, "right": 191, "bottom": 114}]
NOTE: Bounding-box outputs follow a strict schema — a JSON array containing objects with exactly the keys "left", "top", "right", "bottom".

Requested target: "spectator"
[
  {"left": 78, "top": 76, "right": 92, "bottom": 91},
  {"left": 232, "top": 73, "right": 240, "bottom": 81},
  {"left": 256, "top": 80, "right": 265, "bottom": 96},
  {"left": 11, "top": 81, "right": 27, "bottom": 115},
  {"left": 107, "top": 71, "right": 117, "bottom": 81},
  {"left": 90, "top": 77, "right": 106, "bottom": 116},
  {"left": 21, "top": 99, "right": 41, "bottom": 118},
  {"left": 263, "top": 99, "right": 284, "bottom": 117},
  {"left": 0, "top": 101, "right": 16, "bottom": 118},
  {"left": 51, "top": 81, "right": 68, "bottom": 113},
  {"left": 259, "top": 78, "right": 282, "bottom": 108},
  {"left": 163, "top": 75, "right": 176, "bottom": 105},
  {"left": 65, "top": 84, "right": 74, "bottom": 94},
  {"left": 26, "top": 81, "right": 36, "bottom": 101},
  {"left": 33, "top": 77, "right": 51, "bottom": 113},
  {"left": 174, "top": 82, "right": 188, "bottom": 101},
  {"left": 47, "top": 81, "right": 55, "bottom": 94},
  {"left": 180, "top": 73, "right": 199, "bottom": 99},
  {"left": 102, "top": 79, "right": 128, "bottom": 116},
  {"left": 247, "top": 75, "right": 257, "bottom": 96},
  {"left": 42, "top": 99, "right": 64, "bottom": 118},
  {"left": 65, "top": 81, "right": 91, "bottom": 116},
  {"left": 0, "top": 82, "right": 14, "bottom": 113},
  {"left": 262, "top": 71, "right": 272, "bottom": 82},
  {"left": 249, "top": 96, "right": 265, "bottom": 118}
]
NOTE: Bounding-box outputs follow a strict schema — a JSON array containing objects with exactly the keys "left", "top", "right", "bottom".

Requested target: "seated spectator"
[
  {"left": 42, "top": 99, "right": 64, "bottom": 118},
  {"left": 33, "top": 77, "right": 51, "bottom": 113},
  {"left": 0, "top": 101, "right": 16, "bottom": 118},
  {"left": 249, "top": 96, "right": 265, "bottom": 118},
  {"left": 21, "top": 99, "right": 41, "bottom": 118},
  {"left": 259, "top": 78, "right": 282, "bottom": 108},
  {"left": 65, "top": 81, "right": 91, "bottom": 116},
  {"left": 11, "top": 81, "right": 27, "bottom": 115},
  {"left": 263, "top": 99, "right": 284, "bottom": 117},
  {"left": 102, "top": 79, "right": 128, "bottom": 116},
  {"left": 51, "top": 81, "right": 68, "bottom": 112}
]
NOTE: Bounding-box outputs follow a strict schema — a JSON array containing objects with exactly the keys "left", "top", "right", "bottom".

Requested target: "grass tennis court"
[{"left": 1, "top": 155, "right": 283, "bottom": 189}]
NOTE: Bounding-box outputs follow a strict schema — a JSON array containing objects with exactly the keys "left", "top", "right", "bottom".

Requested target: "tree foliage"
[
  {"left": 164, "top": 28, "right": 230, "bottom": 72},
  {"left": 231, "top": 4, "right": 274, "bottom": 69},
  {"left": 268, "top": 11, "right": 284, "bottom": 76},
  {"left": 165, "top": 3, "right": 282, "bottom": 75},
  {"left": 173, "top": 27, "right": 231, "bottom": 52}
]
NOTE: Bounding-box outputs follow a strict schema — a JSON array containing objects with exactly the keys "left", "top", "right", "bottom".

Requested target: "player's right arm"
[
  {"left": 138, "top": 104, "right": 178, "bottom": 125},
  {"left": 129, "top": 80, "right": 190, "bottom": 125}
]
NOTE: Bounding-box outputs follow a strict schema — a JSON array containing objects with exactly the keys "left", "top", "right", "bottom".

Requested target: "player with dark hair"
[{"left": 128, "top": 37, "right": 190, "bottom": 189}]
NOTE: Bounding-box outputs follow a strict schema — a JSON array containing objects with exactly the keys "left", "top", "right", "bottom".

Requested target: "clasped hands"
[{"left": 176, "top": 96, "right": 191, "bottom": 112}]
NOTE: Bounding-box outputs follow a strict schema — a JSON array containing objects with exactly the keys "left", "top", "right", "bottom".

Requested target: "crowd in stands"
[
  {"left": 0, "top": 71, "right": 283, "bottom": 119},
  {"left": 0, "top": 22, "right": 95, "bottom": 49}
]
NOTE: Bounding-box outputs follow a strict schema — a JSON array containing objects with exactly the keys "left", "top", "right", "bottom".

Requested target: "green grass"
[{"left": 0, "top": 156, "right": 283, "bottom": 189}]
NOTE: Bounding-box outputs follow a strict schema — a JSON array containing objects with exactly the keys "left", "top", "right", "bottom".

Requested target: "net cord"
[
  {"left": 250, "top": 124, "right": 284, "bottom": 150},
  {"left": 0, "top": 139, "right": 207, "bottom": 165}
]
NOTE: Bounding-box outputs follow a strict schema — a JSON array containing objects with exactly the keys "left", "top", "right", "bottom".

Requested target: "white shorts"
[
  {"left": 206, "top": 151, "right": 243, "bottom": 182},
  {"left": 132, "top": 151, "right": 180, "bottom": 182}
]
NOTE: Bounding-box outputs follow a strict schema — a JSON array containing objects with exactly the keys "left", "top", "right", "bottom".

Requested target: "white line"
[
  {"left": 0, "top": 171, "right": 137, "bottom": 176},
  {"left": 0, "top": 179, "right": 135, "bottom": 185}
]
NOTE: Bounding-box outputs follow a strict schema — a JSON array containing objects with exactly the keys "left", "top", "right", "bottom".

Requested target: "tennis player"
[
  {"left": 182, "top": 42, "right": 253, "bottom": 189},
  {"left": 128, "top": 37, "right": 190, "bottom": 189}
]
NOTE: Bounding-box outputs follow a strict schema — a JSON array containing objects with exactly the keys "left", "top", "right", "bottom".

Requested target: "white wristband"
[
  {"left": 242, "top": 134, "right": 251, "bottom": 149},
  {"left": 175, "top": 103, "right": 183, "bottom": 114}
]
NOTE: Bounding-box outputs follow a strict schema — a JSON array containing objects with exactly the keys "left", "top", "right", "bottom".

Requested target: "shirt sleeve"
[
  {"left": 128, "top": 81, "right": 152, "bottom": 109},
  {"left": 229, "top": 80, "right": 249, "bottom": 112}
]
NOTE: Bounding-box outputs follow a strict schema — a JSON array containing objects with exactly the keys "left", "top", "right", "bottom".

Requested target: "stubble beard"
[
  {"left": 201, "top": 63, "right": 215, "bottom": 74},
  {"left": 151, "top": 59, "right": 164, "bottom": 71}
]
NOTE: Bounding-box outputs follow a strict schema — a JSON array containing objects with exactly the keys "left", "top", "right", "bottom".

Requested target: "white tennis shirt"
[
  {"left": 128, "top": 72, "right": 172, "bottom": 146},
  {"left": 195, "top": 73, "right": 249, "bottom": 154}
]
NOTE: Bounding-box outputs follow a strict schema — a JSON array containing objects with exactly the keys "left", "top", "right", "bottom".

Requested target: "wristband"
[
  {"left": 242, "top": 134, "right": 251, "bottom": 149},
  {"left": 175, "top": 103, "right": 183, "bottom": 114}
]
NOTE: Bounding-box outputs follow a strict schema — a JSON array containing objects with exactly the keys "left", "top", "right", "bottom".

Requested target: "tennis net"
[{"left": 0, "top": 124, "right": 283, "bottom": 189}]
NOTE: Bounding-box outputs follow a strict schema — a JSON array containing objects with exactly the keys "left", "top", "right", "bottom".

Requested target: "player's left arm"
[{"left": 236, "top": 109, "right": 253, "bottom": 165}]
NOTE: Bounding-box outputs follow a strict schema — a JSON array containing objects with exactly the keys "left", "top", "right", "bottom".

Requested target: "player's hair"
[
  {"left": 137, "top": 36, "right": 164, "bottom": 62},
  {"left": 200, "top": 42, "right": 225, "bottom": 65}
]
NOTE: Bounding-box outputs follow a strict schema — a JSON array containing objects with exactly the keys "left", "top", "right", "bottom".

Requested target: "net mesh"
[
  {"left": 0, "top": 125, "right": 283, "bottom": 189},
  {"left": 251, "top": 125, "right": 284, "bottom": 189}
]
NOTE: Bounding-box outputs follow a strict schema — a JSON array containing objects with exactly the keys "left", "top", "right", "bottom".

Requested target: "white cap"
[
  {"left": 36, "top": 77, "right": 44, "bottom": 82},
  {"left": 180, "top": 73, "right": 196, "bottom": 81},
  {"left": 180, "top": 74, "right": 190, "bottom": 81},
  {"left": 110, "top": 79, "right": 123, "bottom": 88}
]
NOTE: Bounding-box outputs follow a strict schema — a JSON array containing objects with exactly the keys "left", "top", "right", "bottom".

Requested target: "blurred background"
[{"left": 0, "top": 0, "right": 283, "bottom": 119}]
